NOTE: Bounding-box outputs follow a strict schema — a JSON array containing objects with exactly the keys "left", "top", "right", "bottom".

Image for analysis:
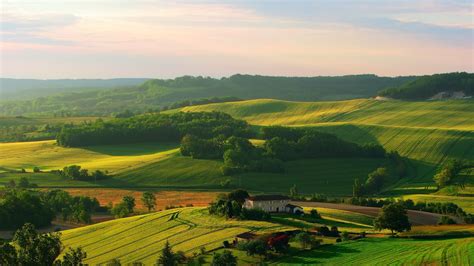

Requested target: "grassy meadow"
[
  {"left": 0, "top": 140, "right": 178, "bottom": 173},
  {"left": 0, "top": 138, "right": 384, "bottom": 194},
  {"left": 178, "top": 99, "right": 474, "bottom": 185},
  {"left": 273, "top": 237, "right": 474, "bottom": 265}
]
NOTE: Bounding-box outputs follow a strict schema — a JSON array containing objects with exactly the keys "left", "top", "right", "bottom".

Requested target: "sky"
[{"left": 1, "top": 0, "right": 473, "bottom": 78}]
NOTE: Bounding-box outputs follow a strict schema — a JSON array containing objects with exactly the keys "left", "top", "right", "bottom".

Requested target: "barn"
[{"left": 243, "top": 195, "right": 303, "bottom": 214}]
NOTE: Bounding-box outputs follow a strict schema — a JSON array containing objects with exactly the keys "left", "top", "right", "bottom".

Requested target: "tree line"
[
  {"left": 57, "top": 111, "right": 252, "bottom": 147},
  {"left": 54, "top": 165, "right": 109, "bottom": 181},
  {"left": 378, "top": 72, "right": 473, "bottom": 100},
  {"left": 0, "top": 184, "right": 100, "bottom": 230}
]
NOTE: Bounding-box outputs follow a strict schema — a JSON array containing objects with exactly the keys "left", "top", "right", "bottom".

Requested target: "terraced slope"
[
  {"left": 179, "top": 99, "right": 474, "bottom": 181},
  {"left": 60, "top": 207, "right": 291, "bottom": 265}
]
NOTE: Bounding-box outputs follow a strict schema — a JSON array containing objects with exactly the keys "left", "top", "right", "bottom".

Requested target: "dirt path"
[{"left": 292, "top": 201, "right": 463, "bottom": 225}]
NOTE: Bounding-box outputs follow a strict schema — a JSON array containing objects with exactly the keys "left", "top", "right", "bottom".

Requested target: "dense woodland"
[
  {"left": 0, "top": 74, "right": 415, "bottom": 116},
  {"left": 378, "top": 72, "right": 473, "bottom": 100},
  {"left": 182, "top": 125, "right": 388, "bottom": 175},
  {"left": 57, "top": 112, "right": 251, "bottom": 147}
]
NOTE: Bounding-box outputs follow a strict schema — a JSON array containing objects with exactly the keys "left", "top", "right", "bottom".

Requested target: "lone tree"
[
  {"left": 374, "top": 203, "right": 411, "bottom": 235},
  {"left": 157, "top": 241, "right": 185, "bottom": 266},
  {"left": 289, "top": 184, "right": 298, "bottom": 198},
  {"left": 122, "top": 196, "right": 136, "bottom": 213},
  {"left": 352, "top": 178, "right": 363, "bottom": 197},
  {"left": 141, "top": 192, "right": 156, "bottom": 212}
]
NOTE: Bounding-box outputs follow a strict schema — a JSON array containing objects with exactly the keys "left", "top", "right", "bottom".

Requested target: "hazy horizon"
[{"left": 1, "top": 0, "right": 473, "bottom": 79}]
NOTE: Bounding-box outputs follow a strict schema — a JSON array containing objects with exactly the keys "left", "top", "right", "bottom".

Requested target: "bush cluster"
[{"left": 0, "top": 187, "right": 99, "bottom": 230}]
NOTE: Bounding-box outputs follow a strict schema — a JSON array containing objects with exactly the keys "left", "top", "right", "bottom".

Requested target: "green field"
[
  {"left": 0, "top": 149, "right": 383, "bottom": 194},
  {"left": 0, "top": 140, "right": 178, "bottom": 173},
  {"left": 273, "top": 237, "right": 474, "bottom": 265},
  {"left": 313, "top": 207, "right": 374, "bottom": 227},
  {"left": 179, "top": 99, "right": 474, "bottom": 183},
  {"left": 2, "top": 98, "right": 472, "bottom": 195},
  {"left": 60, "top": 207, "right": 291, "bottom": 265}
]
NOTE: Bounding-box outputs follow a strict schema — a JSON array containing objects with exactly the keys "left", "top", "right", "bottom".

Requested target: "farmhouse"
[{"left": 243, "top": 195, "right": 303, "bottom": 214}]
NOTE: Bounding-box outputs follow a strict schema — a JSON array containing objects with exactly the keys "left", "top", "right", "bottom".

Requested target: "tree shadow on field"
[
  {"left": 304, "top": 124, "right": 381, "bottom": 146},
  {"left": 82, "top": 142, "right": 179, "bottom": 156}
]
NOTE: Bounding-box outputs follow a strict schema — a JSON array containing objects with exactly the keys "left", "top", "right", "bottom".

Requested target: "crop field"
[
  {"left": 63, "top": 188, "right": 220, "bottom": 211},
  {"left": 311, "top": 207, "right": 374, "bottom": 227},
  {"left": 179, "top": 99, "right": 474, "bottom": 182},
  {"left": 273, "top": 237, "right": 474, "bottom": 265},
  {"left": 0, "top": 140, "right": 178, "bottom": 173},
  {"left": 400, "top": 224, "right": 474, "bottom": 237},
  {"left": 60, "top": 207, "right": 292, "bottom": 265}
]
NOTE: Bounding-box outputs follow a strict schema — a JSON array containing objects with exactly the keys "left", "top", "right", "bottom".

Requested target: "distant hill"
[
  {"left": 0, "top": 78, "right": 149, "bottom": 100},
  {"left": 378, "top": 72, "right": 473, "bottom": 100},
  {"left": 0, "top": 74, "right": 415, "bottom": 116}
]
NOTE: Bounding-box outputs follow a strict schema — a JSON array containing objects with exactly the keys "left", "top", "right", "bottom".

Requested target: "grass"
[
  {"left": 58, "top": 207, "right": 473, "bottom": 265},
  {"left": 0, "top": 140, "right": 178, "bottom": 173},
  {"left": 178, "top": 98, "right": 474, "bottom": 184},
  {"left": 312, "top": 207, "right": 374, "bottom": 227},
  {"left": 60, "top": 207, "right": 292, "bottom": 265},
  {"left": 0, "top": 144, "right": 384, "bottom": 194},
  {"left": 400, "top": 224, "right": 474, "bottom": 238},
  {"left": 2, "top": 98, "right": 472, "bottom": 195},
  {"left": 234, "top": 158, "right": 385, "bottom": 195},
  {"left": 179, "top": 99, "right": 474, "bottom": 130},
  {"left": 272, "top": 237, "right": 474, "bottom": 265}
]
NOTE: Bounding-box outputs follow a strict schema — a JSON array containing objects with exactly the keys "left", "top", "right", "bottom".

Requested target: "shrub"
[
  {"left": 33, "top": 167, "right": 41, "bottom": 173},
  {"left": 211, "top": 250, "right": 237, "bottom": 266},
  {"left": 438, "top": 215, "right": 456, "bottom": 225},
  {"left": 240, "top": 208, "right": 271, "bottom": 221},
  {"left": 309, "top": 209, "right": 321, "bottom": 219}
]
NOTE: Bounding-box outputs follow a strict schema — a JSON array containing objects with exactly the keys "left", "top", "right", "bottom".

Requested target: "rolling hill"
[
  {"left": 60, "top": 207, "right": 292, "bottom": 265},
  {"left": 177, "top": 98, "right": 474, "bottom": 182},
  {"left": 58, "top": 207, "right": 473, "bottom": 265},
  {"left": 0, "top": 75, "right": 415, "bottom": 116},
  {"left": 0, "top": 140, "right": 385, "bottom": 195},
  {"left": 1, "top": 98, "right": 472, "bottom": 196}
]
